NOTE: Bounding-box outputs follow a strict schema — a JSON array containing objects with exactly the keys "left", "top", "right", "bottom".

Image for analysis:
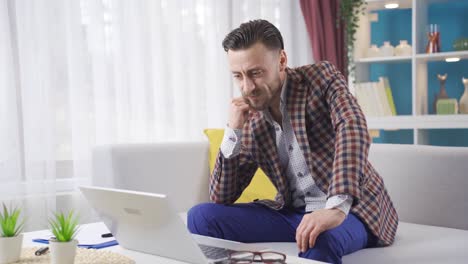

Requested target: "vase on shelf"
[
  {"left": 380, "top": 41, "right": 394, "bottom": 57},
  {"left": 433, "top": 74, "right": 449, "bottom": 114},
  {"left": 395, "top": 40, "right": 412, "bottom": 56},
  {"left": 426, "top": 24, "right": 441, "bottom": 53},
  {"left": 453, "top": 38, "right": 468, "bottom": 51},
  {"left": 437, "top": 99, "right": 458, "bottom": 115},
  {"left": 366, "top": 44, "right": 380, "bottom": 58},
  {"left": 460, "top": 77, "right": 468, "bottom": 114}
]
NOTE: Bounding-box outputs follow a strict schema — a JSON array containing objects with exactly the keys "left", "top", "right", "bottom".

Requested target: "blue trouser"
[{"left": 187, "top": 202, "right": 374, "bottom": 264}]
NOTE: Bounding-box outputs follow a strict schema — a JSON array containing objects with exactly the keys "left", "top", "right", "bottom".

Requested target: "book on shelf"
[
  {"left": 363, "top": 82, "right": 377, "bottom": 116},
  {"left": 377, "top": 77, "right": 393, "bottom": 116},
  {"left": 353, "top": 77, "right": 397, "bottom": 118},
  {"left": 382, "top": 77, "right": 397, "bottom": 116},
  {"left": 369, "top": 82, "right": 383, "bottom": 116},
  {"left": 354, "top": 82, "right": 371, "bottom": 116}
]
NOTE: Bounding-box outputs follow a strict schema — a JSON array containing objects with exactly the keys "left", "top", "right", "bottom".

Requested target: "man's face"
[{"left": 227, "top": 42, "right": 286, "bottom": 111}]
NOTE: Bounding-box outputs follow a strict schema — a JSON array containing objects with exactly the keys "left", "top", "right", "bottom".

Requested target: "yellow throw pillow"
[{"left": 204, "top": 129, "right": 277, "bottom": 203}]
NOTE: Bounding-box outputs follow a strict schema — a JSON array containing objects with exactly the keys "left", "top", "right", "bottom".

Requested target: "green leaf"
[
  {"left": 48, "top": 210, "right": 80, "bottom": 242},
  {"left": 0, "top": 203, "right": 24, "bottom": 237},
  {"left": 338, "top": 0, "right": 366, "bottom": 79}
]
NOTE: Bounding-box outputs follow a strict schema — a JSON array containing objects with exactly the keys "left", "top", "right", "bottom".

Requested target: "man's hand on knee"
[{"left": 295, "top": 209, "right": 346, "bottom": 253}]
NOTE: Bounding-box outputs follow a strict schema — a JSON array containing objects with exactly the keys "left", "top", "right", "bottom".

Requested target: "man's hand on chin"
[{"left": 295, "top": 208, "right": 346, "bottom": 253}]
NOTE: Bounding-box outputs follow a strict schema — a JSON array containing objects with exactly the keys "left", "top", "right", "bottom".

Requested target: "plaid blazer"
[{"left": 210, "top": 61, "right": 398, "bottom": 246}]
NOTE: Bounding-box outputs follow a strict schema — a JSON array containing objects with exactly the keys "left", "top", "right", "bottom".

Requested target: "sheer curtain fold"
[
  {"left": 0, "top": 0, "right": 313, "bottom": 231},
  {"left": 0, "top": 0, "right": 22, "bottom": 186}
]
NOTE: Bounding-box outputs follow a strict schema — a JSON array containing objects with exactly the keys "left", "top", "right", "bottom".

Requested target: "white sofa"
[{"left": 92, "top": 142, "right": 468, "bottom": 264}]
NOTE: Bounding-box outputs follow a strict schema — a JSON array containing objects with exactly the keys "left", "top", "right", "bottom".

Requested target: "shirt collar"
[
  {"left": 263, "top": 75, "right": 288, "bottom": 125},
  {"left": 279, "top": 75, "right": 288, "bottom": 108}
]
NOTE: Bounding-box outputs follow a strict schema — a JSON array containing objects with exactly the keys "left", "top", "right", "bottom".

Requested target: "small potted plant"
[
  {"left": 48, "top": 211, "right": 80, "bottom": 264},
  {"left": 0, "top": 203, "right": 24, "bottom": 264}
]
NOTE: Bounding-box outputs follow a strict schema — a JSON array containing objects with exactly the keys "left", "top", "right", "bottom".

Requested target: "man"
[{"left": 188, "top": 19, "right": 398, "bottom": 264}]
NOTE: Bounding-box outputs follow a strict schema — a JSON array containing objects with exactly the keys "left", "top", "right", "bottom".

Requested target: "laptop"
[
  {"left": 79, "top": 185, "right": 265, "bottom": 264},
  {"left": 91, "top": 142, "right": 210, "bottom": 214}
]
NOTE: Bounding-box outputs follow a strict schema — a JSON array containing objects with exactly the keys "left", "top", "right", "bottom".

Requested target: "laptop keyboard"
[{"left": 199, "top": 244, "right": 232, "bottom": 260}]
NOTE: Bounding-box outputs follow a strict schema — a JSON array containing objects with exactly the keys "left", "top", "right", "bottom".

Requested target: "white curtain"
[{"left": 0, "top": 0, "right": 313, "bottom": 231}]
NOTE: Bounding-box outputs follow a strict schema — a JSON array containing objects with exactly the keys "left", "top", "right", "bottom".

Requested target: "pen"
[
  {"left": 35, "top": 246, "right": 49, "bottom": 256},
  {"left": 101, "top": 233, "right": 113, "bottom": 238}
]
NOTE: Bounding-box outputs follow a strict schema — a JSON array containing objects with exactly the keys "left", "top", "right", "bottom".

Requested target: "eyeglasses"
[{"left": 228, "top": 250, "right": 286, "bottom": 263}]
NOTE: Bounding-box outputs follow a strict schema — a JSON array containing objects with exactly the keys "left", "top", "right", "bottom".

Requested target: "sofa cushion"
[
  {"left": 368, "top": 144, "right": 468, "bottom": 230},
  {"left": 252, "top": 222, "right": 468, "bottom": 264},
  {"left": 204, "top": 128, "right": 277, "bottom": 203}
]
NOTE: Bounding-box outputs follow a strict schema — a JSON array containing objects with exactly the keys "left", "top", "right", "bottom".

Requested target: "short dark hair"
[{"left": 222, "top": 19, "right": 284, "bottom": 52}]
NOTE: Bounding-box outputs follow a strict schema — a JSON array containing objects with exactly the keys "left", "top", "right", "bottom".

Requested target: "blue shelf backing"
[
  {"left": 372, "top": 129, "right": 414, "bottom": 145},
  {"left": 371, "top": 9, "right": 412, "bottom": 48},
  {"left": 428, "top": 2, "right": 468, "bottom": 53},
  {"left": 370, "top": 9, "right": 413, "bottom": 116},
  {"left": 369, "top": 62, "right": 412, "bottom": 115},
  {"left": 426, "top": 129, "right": 468, "bottom": 147}
]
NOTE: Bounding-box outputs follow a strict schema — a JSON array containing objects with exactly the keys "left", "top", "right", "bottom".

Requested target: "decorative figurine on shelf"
[
  {"left": 434, "top": 74, "right": 459, "bottom": 115},
  {"left": 433, "top": 73, "right": 449, "bottom": 114},
  {"left": 426, "top": 24, "right": 441, "bottom": 53},
  {"left": 395, "top": 40, "right": 412, "bottom": 56},
  {"left": 453, "top": 38, "right": 468, "bottom": 51},
  {"left": 366, "top": 44, "right": 380, "bottom": 58},
  {"left": 437, "top": 99, "right": 458, "bottom": 115},
  {"left": 380, "top": 41, "right": 394, "bottom": 57},
  {"left": 460, "top": 77, "right": 468, "bottom": 114}
]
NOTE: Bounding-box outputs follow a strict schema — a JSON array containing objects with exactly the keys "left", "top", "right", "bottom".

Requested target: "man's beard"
[
  {"left": 241, "top": 80, "right": 279, "bottom": 111},
  {"left": 242, "top": 93, "right": 266, "bottom": 111}
]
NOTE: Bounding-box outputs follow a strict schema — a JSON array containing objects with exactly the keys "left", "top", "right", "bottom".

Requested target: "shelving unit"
[
  {"left": 351, "top": 0, "right": 468, "bottom": 147},
  {"left": 415, "top": 50, "right": 468, "bottom": 62},
  {"left": 367, "top": 115, "right": 468, "bottom": 130},
  {"left": 356, "top": 55, "right": 412, "bottom": 64}
]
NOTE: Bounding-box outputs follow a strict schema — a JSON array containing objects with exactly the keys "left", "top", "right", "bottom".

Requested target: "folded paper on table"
[
  {"left": 32, "top": 238, "right": 118, "bottom": 249},
  {"left": 31, "top": 223, "right": 118, "bottom": 249}
]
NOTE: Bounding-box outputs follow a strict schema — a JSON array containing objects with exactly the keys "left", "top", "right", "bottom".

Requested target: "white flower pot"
[
  {"left": 0, "top": 234, "right": 23, "bottom": 264},
  {"left": 49, "top": 239, "right": 78, "bottom": 264}
]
